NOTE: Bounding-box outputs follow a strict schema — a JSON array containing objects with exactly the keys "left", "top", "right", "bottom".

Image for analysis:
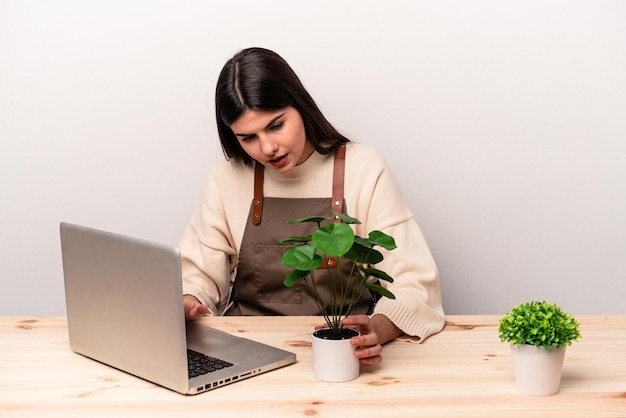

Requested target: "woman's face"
[{"left": 230, "top": 106, "right": 314, "bottom": 173}]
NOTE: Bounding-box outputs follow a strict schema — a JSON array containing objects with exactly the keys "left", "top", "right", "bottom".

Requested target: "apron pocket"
[{"left": 253, "top": 244, "right": 303, "bottom": 304}]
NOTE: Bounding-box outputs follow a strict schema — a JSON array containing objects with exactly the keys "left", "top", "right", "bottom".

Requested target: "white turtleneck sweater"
[{"left": 179, "top": 142, "right": 445, "bottom": 341}]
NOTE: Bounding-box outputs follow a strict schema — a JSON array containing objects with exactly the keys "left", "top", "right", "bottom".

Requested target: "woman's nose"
[{"left": 260, "top": 136, "right": 278, "bottom": 156}]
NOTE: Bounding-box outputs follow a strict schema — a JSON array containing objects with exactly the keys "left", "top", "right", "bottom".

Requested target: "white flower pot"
[
  {"left": 312, "top": 328, "right": 360, "bottom": 382},
  {"left": 510, "top": 344, "right": 566, "bottom": 396}
]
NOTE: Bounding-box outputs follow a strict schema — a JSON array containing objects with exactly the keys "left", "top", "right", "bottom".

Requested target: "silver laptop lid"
[{"left": 60, "top": 222, "right": 189, "bottom": 393}]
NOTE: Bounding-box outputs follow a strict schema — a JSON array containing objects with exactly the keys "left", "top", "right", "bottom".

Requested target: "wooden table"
[{"left": 1, "top": 315, "right": 625, "bottom": 417}]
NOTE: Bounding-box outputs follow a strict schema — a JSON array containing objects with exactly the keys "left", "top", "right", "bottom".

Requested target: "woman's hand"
[
  {"left": 341, "top": 315, "right": 383, "bottom": 365},
  {"left": 183, "top": 295, "right": 209, "bottom": 320}
]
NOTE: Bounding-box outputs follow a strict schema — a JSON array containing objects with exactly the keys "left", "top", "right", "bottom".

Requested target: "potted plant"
[
  {"left": 498, "top": 300, "right": 581, "bottom": 396},
  {"left": 280, "top": 211, "right": 397, "bottom": 382}
]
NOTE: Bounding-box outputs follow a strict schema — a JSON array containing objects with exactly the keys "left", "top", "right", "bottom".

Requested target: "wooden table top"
[{"left": 1, "top": 315, "right": 625, "bottom": 417}]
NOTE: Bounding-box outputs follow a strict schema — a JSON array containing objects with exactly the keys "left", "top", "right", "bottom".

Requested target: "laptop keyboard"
[{"left": 187, "top": 349, "right": 234, "bottom": 378}]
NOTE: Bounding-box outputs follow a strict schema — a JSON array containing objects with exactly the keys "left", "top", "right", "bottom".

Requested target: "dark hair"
[{"left": 215, "top": 47, "right": 349, "bottom": 165}]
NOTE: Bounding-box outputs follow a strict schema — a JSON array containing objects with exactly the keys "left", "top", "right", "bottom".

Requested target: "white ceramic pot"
[
  {"left": 312, "top": 328, "right": 360, "bottom": 382},
  {"left": 510, "top": 344, "right": 566, "bottom": 396}
]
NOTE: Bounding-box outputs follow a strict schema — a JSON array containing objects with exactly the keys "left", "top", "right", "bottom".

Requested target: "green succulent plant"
[
  {"left": 279, "top": 211, "right": 396, "bottom": 334},
  {"left": 498, "top": 301, "right": 581, "bottom": 350}
]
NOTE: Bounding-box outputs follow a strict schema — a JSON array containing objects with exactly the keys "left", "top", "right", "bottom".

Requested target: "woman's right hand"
[{"left": 183, "top": 295, "right": 209, "bottom": 320}]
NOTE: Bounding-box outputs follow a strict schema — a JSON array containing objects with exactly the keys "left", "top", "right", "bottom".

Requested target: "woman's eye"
[
  {"left": 269, "top": 121, "right": 284, "bottom": 131},
  {"left": 240, "top": 134, "right": 256, "bottom": 143}
]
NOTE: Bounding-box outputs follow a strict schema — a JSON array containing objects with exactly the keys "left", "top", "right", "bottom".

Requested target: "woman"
[{"left": 180, "top": 47, "right": 445, "bottom": 365}]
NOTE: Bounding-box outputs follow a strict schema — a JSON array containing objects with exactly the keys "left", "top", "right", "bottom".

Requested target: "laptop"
[{"left": 60, "top": 222, "right": 296, "bottom": 395}]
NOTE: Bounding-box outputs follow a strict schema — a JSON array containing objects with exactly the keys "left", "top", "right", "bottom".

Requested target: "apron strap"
[
  {"left": 252, "top": 161, "right": 264, "bottom": 225},
  {"left": 331, "top": 144, "right": 346, "bottom": 221},
  {"left": 251, "top": 144, "right": 347, "bottom": 225}
]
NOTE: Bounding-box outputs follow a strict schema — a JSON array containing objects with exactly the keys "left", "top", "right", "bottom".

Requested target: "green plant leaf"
[
  {"left": 364, "top": 282, "right": 396, "bottom": 299},
  {"left": 367, "top": 230, "right": 397, "bottom": 251},
  {"left": 331, "top": 211, "right": 361, "bottom": 225},
  {"left": 280, "top": 245, "right": 323, "bottom": 271},
  {"left": 283, "top": 269, "right": 309, "bottom": 287},
  {"left": 345, "top": 242, "right": 384, "bottom": 264},
  {"left": 354, "top": 235, "right": 372, "bottom": 248},
  {"left": 278, "top": 235, "right": 311, "bottom": 244},
  {"left": 312, "top": 222, "right": 354, "bottom": 257},
  {"left": 360, "top": 267, "right": 394, "bottom": 283},
  {"left": 286, "top": 215, "right": 331, "bottom": 225}
]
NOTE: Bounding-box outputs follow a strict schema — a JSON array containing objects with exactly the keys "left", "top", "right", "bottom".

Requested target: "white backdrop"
[{"left": 1, "top": 0, "right": 625, "bottom": 315}]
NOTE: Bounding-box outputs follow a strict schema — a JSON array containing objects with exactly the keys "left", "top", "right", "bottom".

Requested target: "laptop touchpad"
[{"left": 186, "top": 322, "right": 244, "bottom": 352}]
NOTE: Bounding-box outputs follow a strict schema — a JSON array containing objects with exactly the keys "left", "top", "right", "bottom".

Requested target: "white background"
[{"left": 1, "top": 0, "right": 625, "bottom": 316}]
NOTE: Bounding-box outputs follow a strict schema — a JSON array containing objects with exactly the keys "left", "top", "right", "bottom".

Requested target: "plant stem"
[{"left": 305, "top": 271, "right": 332, "bottom": 329}]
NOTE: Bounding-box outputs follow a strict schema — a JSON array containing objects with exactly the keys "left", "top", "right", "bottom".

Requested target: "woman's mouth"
[{"left": 268, "top": 154, "right": 288, "bottom": 168}]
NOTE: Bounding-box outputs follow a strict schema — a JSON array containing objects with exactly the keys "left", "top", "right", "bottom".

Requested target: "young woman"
[{"left": 180, "top": 47, "right": 445, "bottom": 365}]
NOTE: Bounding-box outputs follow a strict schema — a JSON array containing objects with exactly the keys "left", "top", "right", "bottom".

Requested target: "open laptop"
[{"left": 60, "top": 222, "right": 296, "bottom": 395}]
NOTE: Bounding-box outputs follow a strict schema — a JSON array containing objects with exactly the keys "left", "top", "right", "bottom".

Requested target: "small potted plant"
[
  {"left": 498, "top": 300, "right": 581, "bottom": 396},
  {"left": 280, "top": 211, "right": 396, "bottom": 382}
]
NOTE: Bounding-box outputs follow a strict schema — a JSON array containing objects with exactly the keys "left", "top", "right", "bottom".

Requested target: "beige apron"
[{"left": 225, "top": 146, "right": 375, "bottom": 316}]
